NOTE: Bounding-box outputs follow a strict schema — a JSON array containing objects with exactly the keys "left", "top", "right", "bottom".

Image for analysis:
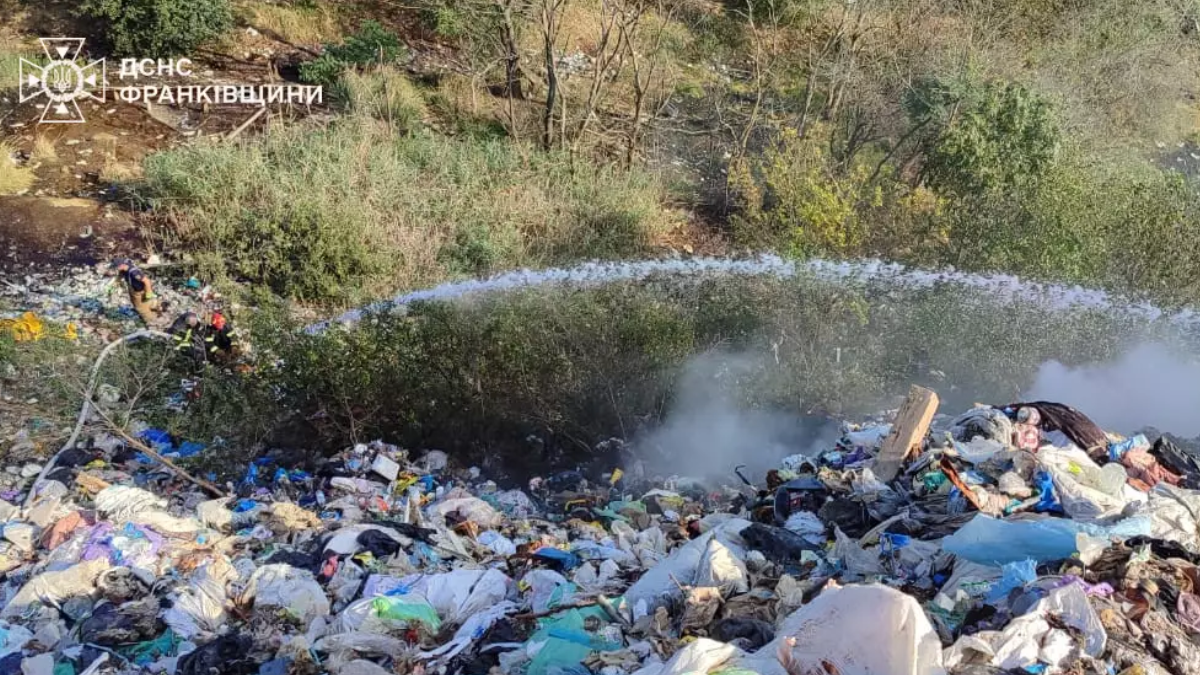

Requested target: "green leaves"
[
  {"left": 919, "top": 79, "right": 1060, "bottom": 198},
  {"left": 79, "top": 0, "right": 233, "bottom": 58},
  {"left": 299, "top": 20, "right": 407, "bottom": 85}
]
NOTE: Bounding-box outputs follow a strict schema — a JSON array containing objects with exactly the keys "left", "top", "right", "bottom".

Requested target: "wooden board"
[{"left": 873, "top": 385, "right": 940, "bottom": 482}]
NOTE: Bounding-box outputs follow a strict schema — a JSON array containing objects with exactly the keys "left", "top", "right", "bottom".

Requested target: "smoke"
[
  {"left": 633, "top": 351, "right": 840, "bottom": 481},
  {"left": 1028, "top": 342, "right": 1200, "bottom": 437}
]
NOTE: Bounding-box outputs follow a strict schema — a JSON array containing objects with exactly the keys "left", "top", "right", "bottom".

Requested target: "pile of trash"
[
  {"left": 4, "top": 386, "right": 1200, "bottom": 675},
  {"left": 0, "top": 262, "right": 216, "bottom": 334}
]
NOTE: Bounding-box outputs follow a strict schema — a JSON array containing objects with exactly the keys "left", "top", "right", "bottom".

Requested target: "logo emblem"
[{"left": 19, "top": 38, "right": 107, "bottom": 124}]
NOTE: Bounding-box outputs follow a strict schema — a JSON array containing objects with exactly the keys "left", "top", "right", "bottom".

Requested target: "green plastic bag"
[{"left": 371, "top": 596, "right": 442, "bottom": 631}]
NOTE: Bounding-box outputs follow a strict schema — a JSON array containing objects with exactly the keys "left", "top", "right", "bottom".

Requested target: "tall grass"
[
  {"left": 140, "top": 110, "right": 675, "bottom": 302},
  {"left": 331, "top": 65, "right": 427, "bottom": 130},
  {"left": 241, "top": 1, "right": 343, "bottom": 44},
  {"left": 0, "top": 140, "right": 34, "bottom": 195}
]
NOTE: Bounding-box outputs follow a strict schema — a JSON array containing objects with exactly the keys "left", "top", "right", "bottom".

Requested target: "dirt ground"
[{"left": 0, "top": 0, "right": 337, "bottom": 274}]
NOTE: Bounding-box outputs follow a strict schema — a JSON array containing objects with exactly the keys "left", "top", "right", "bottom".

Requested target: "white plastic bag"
[
  {"left": 659, "top": 638, "right": 739, "bottom": 675},
  {"left": 693, "top": 538, "right": 749, "bottom": 597},
  {"left": 833, "top": 528, "right": 884, "bottom": 579},
  {"left": 524, "top": 569, "right": 576, "bottom": 614},
  {"left": 955, "top": 437, "right": 1005, "bottom": 464},
  {"left": 625, "top": 518, "right": 750, "bottom": 616},
  {"left": 784, "top": 510, "right": 827, "bottom": 545},
  {"left": 398, "top": 569, "right": 510, "bottom": 625},
  {"left": 477, "top": 530, "right": 517, "bottom": 556},
  {"left": 428, "top": 497, "right": 503, "bottom": 529},
  {"left": 162, "top": 558, "right": 233, "bottom": 638},
  {"left": 94, "top": 485, "right": 166, "bottom": 520},
  {"left": 737, "top": 584, "right": 946, "bottom": 675},
  {"left": 2, "top": 557, "right": 110, "bottom": 618},
  {"left": 242, "top": 564, "right": 331, "bottom": 624}
]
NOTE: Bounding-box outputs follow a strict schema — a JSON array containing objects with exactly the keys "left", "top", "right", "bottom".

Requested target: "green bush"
[
  {"left": 910, "top": 77, "right": 1060, "bottom": 198},
  {"left": 233, "top": 273, "right": 1189, "bottom": 474},
  {"left": 421, "top": 4, "right": 468, "bottom": 38},
  {"left": 300, "top": 20, "right": 406, "bottom": 85},
  {"left": 79, "top": 0, "right": 234, "bottom": 58}
]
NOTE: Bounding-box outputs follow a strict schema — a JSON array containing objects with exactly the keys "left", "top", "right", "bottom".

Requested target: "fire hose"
[{"left": 23, "top": 329, "right": 226, "bottom": 508}]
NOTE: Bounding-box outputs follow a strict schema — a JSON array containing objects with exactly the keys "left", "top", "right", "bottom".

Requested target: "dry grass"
[
  {"left": 100, "top": 158, "right": 142, "bottom": 183},
  {"left": 334, "top": 65, "right": 427, "bottom": 130},
  {"left": 242, "top": 1, "right": 343, "bottom": 45},
  {"left": 30, "top": 134, "right": 57, "bottom": 163},
  {"left": 0, "top": 140, "right": 34, "bottom": 195}
]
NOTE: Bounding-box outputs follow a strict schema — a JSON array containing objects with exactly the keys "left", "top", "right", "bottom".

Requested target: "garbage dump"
[{"left": 5, "top": 384, "right": 1200, "bottom": 674}]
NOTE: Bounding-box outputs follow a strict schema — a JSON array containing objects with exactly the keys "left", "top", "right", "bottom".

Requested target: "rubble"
[{"left": 5, "top": 394, "right": 1200, "bottom": 674}]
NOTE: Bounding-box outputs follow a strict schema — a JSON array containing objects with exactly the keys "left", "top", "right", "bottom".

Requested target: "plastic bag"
[
  {"left": 477, "top": 530, "right": 517, "bottom": 556},
  {"left": 625, "top": 519, "right": 750, "bottom": 616},
  {"left": 833, "top": 528, "right": 884, "bottom": 579},
  {"left": 241, "top": 564, "right": 331, "bottom": 623},
  {"left": 784, "top": 510, "right": 827, "bottom": 545},
  {"left": 942, "top": 514, "right": 1150, "bottom": 566},
  {"left": 2, "top": 557, "right": 111, "bottom": 618},
  {"left": 419, "top": 601, "right": 517, "bottom": 664},
  {"left": 954, "top": 438, "right": 1005, "bottom": 464},
  {"left": 162, "top": 558, "right": 233, "bottom": 638},
  {"left": 93, "top": 486, "right": 166, "bottom": 521},
  {"left": 735, "top": 584, "right": 945, "bottom": 675},
  {"left": 694, "top": 538, "right": 749, "bottom": 597},
  {"left": 986, "top": 559, "right": 1037, "bottom": 603},
  {"left": 526, "top": 607, "right": 616, "bottom": 675},
  {"left": 524, "top": 569, "right": 577, "bottom": 614},
  {"left": 370, "top": 596, "right": 441, "bottom": 631},
  {"left": 429, "top": 497, "right": 503, "bottom": 529},
  {"left": 646, "top": 638, "right": 740, "bottom": 675},
  {"left": 396, "top": 569, "right": 510, "bottom": 625}
]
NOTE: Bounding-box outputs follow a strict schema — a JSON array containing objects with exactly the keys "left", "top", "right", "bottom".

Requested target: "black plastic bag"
[{"left": 177, "top": 634, "right": 256, "bottom": 675}]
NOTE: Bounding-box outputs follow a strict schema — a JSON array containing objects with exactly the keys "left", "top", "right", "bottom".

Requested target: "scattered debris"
[{"left": 0, "top": 390, "right": 1197, "bottom": 674}]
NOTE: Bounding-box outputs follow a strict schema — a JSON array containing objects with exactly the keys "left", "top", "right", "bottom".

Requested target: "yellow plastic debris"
[
  {"left": 64, "top": 322, "right": 78, "bottom": 340},
  {"left": 0, "top": 312, "right": 45, "bottom": 342}
]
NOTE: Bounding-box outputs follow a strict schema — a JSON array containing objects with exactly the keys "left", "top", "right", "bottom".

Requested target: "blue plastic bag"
[
  {"left": 1033, "top": 471, "right": 1063, "bottom": 514},
  {"left": 534, "top": 547, "right": 581, "bottom": 571},
  {"left": 944, "top": 514, "right": 1151, "bottom": 566},
  {"left": 986, "top": 558, "right": 1038, "bottom": 603}
]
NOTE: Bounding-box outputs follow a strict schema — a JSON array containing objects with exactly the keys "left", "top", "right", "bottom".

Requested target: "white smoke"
[
  {"left": 1028, "top": 342, "right": 1200, "bottom": 437},
  {"left": 634, "top": 351, "right": 839, "bottom": 481}
]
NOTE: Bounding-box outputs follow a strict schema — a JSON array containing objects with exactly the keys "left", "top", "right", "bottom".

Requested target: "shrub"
[
  {"left": 300, "top": 20, "right": 406, "bottom": 85},
  {"left": 78, "top": 0, "right": 234, "bottom": 58},
  {"left": 238, "top": 273, "right": 1187, "bottom": 475},
  {"left": 911, "top": 77, "right": 1060, "bottom": 198}
]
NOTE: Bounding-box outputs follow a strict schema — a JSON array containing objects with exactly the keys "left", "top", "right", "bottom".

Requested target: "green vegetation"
[
  {"left": 140, "top": 113, "right": 672, "bottom": 302},
  {"left": 78, "top": 0, "right": 234, "bottom": 58},
  {"left": 299, "top": 20, "right": 407, "bottom": 85},
  {"left": 176, "top": 277, "right": 1180, "bottom": 476},
  {"left": 36, "top": 0, "right": 1200, "bottom": 469}
]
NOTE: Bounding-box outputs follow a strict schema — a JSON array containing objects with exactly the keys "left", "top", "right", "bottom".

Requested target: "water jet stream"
[{"left": 305, "top": 255, "right": 1200, "bottom": 334}]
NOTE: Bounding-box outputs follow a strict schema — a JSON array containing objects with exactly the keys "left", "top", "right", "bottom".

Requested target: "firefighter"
[
  {"left": 167, "top": 311, "right": 205, "bottom": 365},
  {"left": 113, "top": 259, "right": 160, "bottom": 326},
  {"left": 204, "top": 311, "right": 238, "bottom": 362}
]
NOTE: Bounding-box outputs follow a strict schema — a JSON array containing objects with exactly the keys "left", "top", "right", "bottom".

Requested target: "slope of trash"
[{"left": 3, "top": 387, "right": 1200, "bottom": 675}]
